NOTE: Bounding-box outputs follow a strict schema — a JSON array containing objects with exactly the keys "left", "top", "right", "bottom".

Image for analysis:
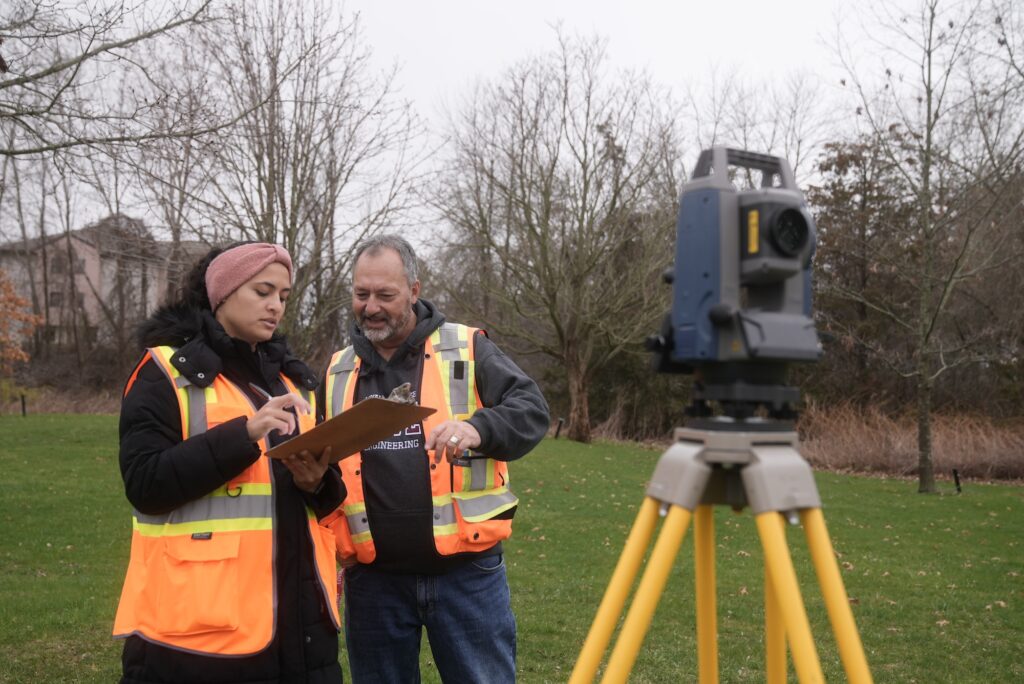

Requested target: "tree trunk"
[
  {"left": 916, "top": 374, "right": 936, "bottom": 493},
  {"left": 566, "top": 354, "right": 592, "bottom": 443}
]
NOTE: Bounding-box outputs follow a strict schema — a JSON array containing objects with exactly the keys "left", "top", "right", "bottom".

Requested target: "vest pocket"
[
  {"left": 324, "top": 511, "right": 358, "bottom": 561},
  {"left": 149, "top": 534, "right": 242, "bottom": 635},
  {"left": 450, "top": 497, "right": 514, "bottom": 551}
]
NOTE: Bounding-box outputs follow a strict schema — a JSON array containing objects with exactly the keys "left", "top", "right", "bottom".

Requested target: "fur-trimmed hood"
[
  {"left": 134, "top": 302, "right": 318, "bottom": 391},
  {"left": 136, "top": 300, "right": 206, "bottom": 350}
]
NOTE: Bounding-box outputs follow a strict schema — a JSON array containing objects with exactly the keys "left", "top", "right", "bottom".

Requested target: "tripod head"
[
  {"left": 646, "top": 147, "right": 821, "bottom": 426},
  {"left": 685, "top": 362, "right": 799, "bottom": 426}
]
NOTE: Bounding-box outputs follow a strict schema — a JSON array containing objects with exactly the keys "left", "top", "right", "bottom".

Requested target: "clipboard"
[{"left": 265, "top": 398, "right": 436, "bottom": 463}]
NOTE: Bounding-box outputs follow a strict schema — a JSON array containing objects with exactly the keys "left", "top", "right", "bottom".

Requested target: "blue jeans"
[{"left": 343, "top": 554, "right": 517, "bottom": 683}]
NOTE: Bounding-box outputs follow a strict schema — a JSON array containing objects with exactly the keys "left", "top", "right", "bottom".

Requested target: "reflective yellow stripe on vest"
[
  {"left": 429, "top": 325, "right": 513, "bottom": 504},
  {"left": 344, "top": 501, "right": 372, "bottom": 543},
  {"left": 133, "top": 347, "right": 275, "bottom": 537},
  {"left": 114, "top": 346, "right": 338, "bottom": 655},
  {"left": 325, "top": 323, "right": 518, "bottom": 562},
  {"left": 432, "top": 323, "right": 476, "bottom": 419},
  {"left": 133, "top": 496, "right": 274, "bottom": 536},
  {"left": 326, "top": 347, "right": 357, "bottom": 421},
  {"left": 148, "top": 346, "right": 211, "bottom": 439}
]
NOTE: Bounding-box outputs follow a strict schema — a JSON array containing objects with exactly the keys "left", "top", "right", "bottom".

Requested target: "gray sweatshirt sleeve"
[{"left": 466, "top": 331, "right": 550, "bottom": 461}]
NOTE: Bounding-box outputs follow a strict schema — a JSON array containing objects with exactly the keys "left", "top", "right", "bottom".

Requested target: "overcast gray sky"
[{"left": 348, "top": 0, "right": 853, "bottom": 127}]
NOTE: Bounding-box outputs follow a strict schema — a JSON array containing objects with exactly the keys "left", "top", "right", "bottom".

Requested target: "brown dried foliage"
[
  {"left": 0, "top": 386, "right": 120, "bottom": 415},
  {"left": 5, "top": 387, "right": 1023, "bottom": 481},
  {"left": 591, "top": 399, "right": 1024, "bottom": 481},
  {"left": 0, "top": 270, "right": 42, "bottom": 373},
  {"left": 799, "top": 402, "right": 1024, "bottom": 481}
]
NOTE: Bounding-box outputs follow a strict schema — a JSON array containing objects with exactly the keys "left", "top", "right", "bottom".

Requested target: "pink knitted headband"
[{"left": 205, "top": 243, "right": 293, "bottom": 311}]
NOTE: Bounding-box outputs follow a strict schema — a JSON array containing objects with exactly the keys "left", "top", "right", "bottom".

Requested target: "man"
[{"left": 322, "top": 235, "right": 549, "bottom": 683}]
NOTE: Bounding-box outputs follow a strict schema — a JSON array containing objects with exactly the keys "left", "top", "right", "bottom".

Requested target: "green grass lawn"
[{"left": 1, "top": 415, "right": 1021, "bottom": 682}]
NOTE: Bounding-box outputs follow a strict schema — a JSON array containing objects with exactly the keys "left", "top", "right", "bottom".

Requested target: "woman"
[{"left": 113, "top": 243, "right": 345, "bottom": 683}]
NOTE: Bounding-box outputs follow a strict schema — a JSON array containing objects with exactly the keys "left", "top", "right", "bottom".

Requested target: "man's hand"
[
  {"left": 426, "top": 421, "right": 481, "bottom": 463},
  {"left": 282, "top": 447, "right": 333, "bottom": 493},
  {"left": 246, "top": 392, "right": 311, "bottom": 442}
]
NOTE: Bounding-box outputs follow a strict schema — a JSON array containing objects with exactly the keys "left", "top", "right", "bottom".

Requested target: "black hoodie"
[
  {"left": 343, "top": 299, "right": 549, "bottom": 574},
  {"left": 117, "top": 303, "right": 344, "bottom": 684}
]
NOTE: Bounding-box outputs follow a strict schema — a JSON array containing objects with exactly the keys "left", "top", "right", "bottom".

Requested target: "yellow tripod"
[{"left": 569, "top": 425, "right": 873, "bottom": 683}]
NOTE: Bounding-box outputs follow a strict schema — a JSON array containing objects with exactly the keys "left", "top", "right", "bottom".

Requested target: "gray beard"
[
  {"left": 362, "top": 325, "right": 395, "bottom": 343},
  {"left": 361, "top": 307, "right": 412, "bottom": 344}
]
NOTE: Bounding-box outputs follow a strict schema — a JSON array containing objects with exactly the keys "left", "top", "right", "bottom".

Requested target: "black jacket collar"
[{"left": 135, "top": 302, "right": 317, "bottom": 390}]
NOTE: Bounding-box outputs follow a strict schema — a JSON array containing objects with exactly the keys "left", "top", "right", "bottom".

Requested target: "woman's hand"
[
  {"left": 282, "top": 447, "right": 332, "bottom": 493},
  {"left": 246, "top": 392, "right": 311, "bottom": 442}
]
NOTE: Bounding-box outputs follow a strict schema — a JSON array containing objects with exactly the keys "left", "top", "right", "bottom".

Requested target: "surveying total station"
[{"left": 570, "top": 147, "right": 873, "bottom": 683}]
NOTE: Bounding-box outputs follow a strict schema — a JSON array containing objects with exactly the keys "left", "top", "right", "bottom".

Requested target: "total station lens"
[{"left": 770, "top": 208, "right": 809, "bottom": 256}]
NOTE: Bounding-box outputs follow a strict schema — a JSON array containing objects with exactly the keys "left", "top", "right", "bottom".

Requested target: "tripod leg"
[
  {"left": 755, "top": 512, "right": 825, "bottom": 684},
  {"left": 602, "top": 505, "right": 693, "bottom": 684},
  {"left": 570, "top": 497, "right": 661, "bottom": 684},
  {"left": 764, "top": 563, "right": 787, "bottom": 683},
  {"left": 694, "top": 505, "right": 718, "bottom": 684},
  {"left": 801, "top": 509, "right": 873, "bottom": 684}
]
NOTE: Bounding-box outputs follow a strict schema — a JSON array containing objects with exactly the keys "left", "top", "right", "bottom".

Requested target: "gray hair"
[{"left": 352, "top": 234, "right": 419, "bottom": 286}]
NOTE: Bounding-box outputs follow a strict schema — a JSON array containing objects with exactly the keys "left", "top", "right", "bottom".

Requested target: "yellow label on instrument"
[{"left": 748, "top": 210, "right": 760, "bottom": 254}]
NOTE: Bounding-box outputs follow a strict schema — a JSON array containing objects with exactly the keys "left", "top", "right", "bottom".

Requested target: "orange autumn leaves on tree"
[{"left": 0, "top": 270, "right": 41, "bottom": 374}]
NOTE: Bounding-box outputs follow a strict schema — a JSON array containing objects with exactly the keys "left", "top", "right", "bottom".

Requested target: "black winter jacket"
[{"left": 117, "top": 304, "right": 344, "bottom": 684}]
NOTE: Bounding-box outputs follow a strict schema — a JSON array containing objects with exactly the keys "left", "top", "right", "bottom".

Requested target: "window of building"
[{"left": 48, "top": 291, "right": 63, "bottom": 307}]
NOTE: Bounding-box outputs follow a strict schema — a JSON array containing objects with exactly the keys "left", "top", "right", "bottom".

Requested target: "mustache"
[{"left": 360, "top": 313, "right": 391, "bottom": 322}]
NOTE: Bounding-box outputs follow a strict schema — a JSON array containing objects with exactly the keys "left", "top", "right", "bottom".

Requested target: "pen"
[
  {"left": 248, "top": 382, "right": 274, "bottom": 405},
  {"left": 451, "top": 449, "right": 486, "bottom": 467},
  {"left": 248, "top": 383, "right": 310, "bottom": 420}
]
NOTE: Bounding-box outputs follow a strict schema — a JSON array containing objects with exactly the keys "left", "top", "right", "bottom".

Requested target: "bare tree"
[
  {"left": 0, "top": 0, "right": 232, "bottom": 157},
  {"left": 189, "top": 0, "right": 423, "bottom": 361},
  {"left": 75, "top": 141, "right": 170, "bottom": 368},
  {"left": 683, "top": 67, "right": 833, "bottom": 183},
  {"left": 0, "top": 0, "right": 421, "bottom": 385},
  {"left": 834, "top": 0, "right": 1024, "bottom": 492},
  {"left": 436, "top": 33, "right": 682, "bottom": 442},
  {"left": 983, "top": 0, "right": 1024, "bottom": 87}
]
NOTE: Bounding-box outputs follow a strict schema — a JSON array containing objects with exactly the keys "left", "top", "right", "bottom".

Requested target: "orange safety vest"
[
  {"left": 113, "top": 345, "right": 340, "bottom": 656},
  {"left": 322, "top": 323, "right": 518, "bottom": 564}
]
